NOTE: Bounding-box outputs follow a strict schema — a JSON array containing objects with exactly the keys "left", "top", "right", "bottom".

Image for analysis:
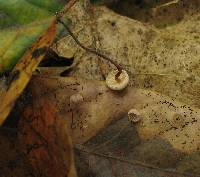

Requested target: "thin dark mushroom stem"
[{"left": 56, "top": 17, "right": 122, "bottom": 79}]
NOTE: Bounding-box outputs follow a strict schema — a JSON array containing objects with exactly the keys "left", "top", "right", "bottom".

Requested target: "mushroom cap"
[
  {"left": 70, "top": 93, "right": 84, "bottom": 107},
  {"left": 106, "top": 69, "right": 129, "bottom": 90},
  {"left": 128, "top": 109, "right": 141, "bottom": 123}
]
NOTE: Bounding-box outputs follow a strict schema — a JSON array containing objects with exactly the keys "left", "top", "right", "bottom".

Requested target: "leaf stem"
[{"left": 56, "top": 18, "right": 122, "bottom": 78}]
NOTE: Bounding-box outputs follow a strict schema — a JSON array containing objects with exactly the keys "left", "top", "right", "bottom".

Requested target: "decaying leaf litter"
[
  {"left": 1, "top": 0, "right": 200, "bottom": 177},
  {"left": 0, "top": 0, "right": 78, "bottom": 125},
  {"left": 0, "top": 0, "right": 78, "bottom": 176}
]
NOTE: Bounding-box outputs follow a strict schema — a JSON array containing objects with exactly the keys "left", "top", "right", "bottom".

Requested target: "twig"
[{"left": 56, "top": 18, "right": 122, "bottom": 78}]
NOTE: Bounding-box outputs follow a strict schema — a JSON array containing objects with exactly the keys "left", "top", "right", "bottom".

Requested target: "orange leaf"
[{"left": 18, "top": 102, "right": 77, "bottom": 177}]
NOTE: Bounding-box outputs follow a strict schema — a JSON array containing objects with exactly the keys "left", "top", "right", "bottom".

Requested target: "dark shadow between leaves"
[{"left": 101, "top": 0, "right": 200, "bottom": 29}]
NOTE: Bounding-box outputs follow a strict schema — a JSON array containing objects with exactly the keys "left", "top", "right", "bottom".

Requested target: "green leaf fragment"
[
  {"left": 0, "top": 0, "right": 63, "bottom": 73},
  {"left": 0, "top": 20, "right": 51, "bottom": 72}
]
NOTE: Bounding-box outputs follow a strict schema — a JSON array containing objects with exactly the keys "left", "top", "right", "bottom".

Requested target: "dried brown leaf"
[{"left": 18, "top": 101, "right": 77, "bottom": 177}]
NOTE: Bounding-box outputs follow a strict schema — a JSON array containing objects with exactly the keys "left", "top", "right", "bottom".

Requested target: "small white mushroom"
[
  {"left": 69, "top": 93, "right": 84, "bottom": 107},
  {"left": 106, "top": 69, "right": 129, "bottom": 90},
  {"left": 128, "top": 109, "right": 141, "bottom": 123}
]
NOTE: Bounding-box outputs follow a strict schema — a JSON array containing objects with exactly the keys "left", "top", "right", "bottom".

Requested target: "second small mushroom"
[
  {"left": 69, "top": 93, "right": 84, "bottom": 108},
  {"left": 128, "top": 109, "right": 141, "bottom": 123}
]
